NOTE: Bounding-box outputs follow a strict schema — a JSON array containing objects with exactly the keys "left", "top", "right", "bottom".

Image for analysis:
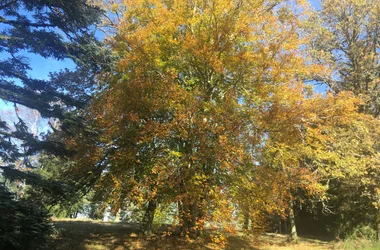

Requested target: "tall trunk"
[
  {"left": 190, "top": 202, "right": 199, "bottom": 237},
  {"left": 70, "top": 210, "right": 78, "bottom": 219},
  {"left": 143, "top": 200, "right": 157, "bottom": 235},
  {"left": 243, "top": 210, "right": 250, "bottom": 231},
  {"left": 376, "top": 209, "right": 380, "bottom": 241},
  {"left": 178, "top": 200, "right": 188, "bottom": 235},
  {"left": 179, "top": 201, "right": 201, "bottom": 238},
  {"left": 284, "top": 217, "right": 288, "bottom": 235},
  {"left": 288, "top": 201, "right": 298, "bottom": 243},
  {"left": 191, "top": 201, "right": 204, "bottom": 237},
  {"left": 114, "top": 208, "right": 121, "bottom": 222}
]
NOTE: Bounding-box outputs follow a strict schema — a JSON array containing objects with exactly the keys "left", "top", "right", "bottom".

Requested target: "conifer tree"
[{"left": 0, "top": 0, "right": 112, "bottom": 183}]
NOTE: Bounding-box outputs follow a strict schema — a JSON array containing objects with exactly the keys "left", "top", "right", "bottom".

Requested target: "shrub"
[{"left": 0, "top": 185, "right": 53, "bottom": 250}]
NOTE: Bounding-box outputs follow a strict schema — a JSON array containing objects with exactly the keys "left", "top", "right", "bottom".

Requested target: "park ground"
[{"left": 46, "top": 219, "right": 380, "bottom": 250}]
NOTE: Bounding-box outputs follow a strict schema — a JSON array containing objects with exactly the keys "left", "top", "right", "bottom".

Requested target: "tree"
[
  {"left": 0, "top": 185, "right": 52, "bottom": 250},
  {"left": 62, "top": 0, "right": 379, "bottom": 241},
  {"left": 309, "top": 0, "right": 380, "bottom": 239},
  {"left": 0, "top": 0, "right": 112, "bottom": 179},
  {"left": 260, "top": 89, "right": 379, "bottom": 242},
  {"left": 309, "top": 0, "right": 380, "bottom": 117},
  {"left": 64, "top": 0, "right": 329, "bottom": 237},
  {"left": 0, "top": 1, "right": 112, "bottom": 247}
]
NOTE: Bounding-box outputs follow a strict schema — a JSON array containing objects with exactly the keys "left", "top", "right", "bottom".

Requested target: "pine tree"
[
  {"left": 0, "top": 1, "right": 112, "bottom": 247},
  {"left": 0, "top": 0, "right": 112, "bottom": 182}
]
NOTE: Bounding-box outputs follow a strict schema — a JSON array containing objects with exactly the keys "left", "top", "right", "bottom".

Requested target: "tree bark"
[
  {"left": 284, "top": 217, "right": 288, "bottom": 235},
  {"left": 288, "top": 201, "right": 298, "bottom": 243},
  {"left": 376, "top": 208, "right": 379, "bottom": 241},
  {"left": 179, "top": 201, "right": 202, "bottom": 238},
  {"left": 243, "top": 211, "right": 250, "bottom": 231},
  {"left": 143, "top": 200, "right": 157, "bottom": 235}
]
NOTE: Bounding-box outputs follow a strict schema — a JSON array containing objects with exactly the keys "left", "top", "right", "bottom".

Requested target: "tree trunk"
[
  {"left": 143, "top": 200, "right": 157, "bottom": 235},
  {"left": 288, "top": 201, "right": 298, "bottom": 243},
  {"left": 191, "top": 201, "right": 204, "bottom": 237},
  {"left": 179, "top": 201, "right": 202, "bottom": 238},
  {"left": 284, "top": 217, "right": 288, "bottom": 235},
  {"left": 70, "top": 211, "right": 78, "bottom": 219},
  {"left": 376, "top": 209, "right": 379, "bottom": 241},
  {"left": 243, "top": 211, "right": 250, "bottom": 231},
  {"left": 178, "top": 200, "right": 188, "bottom": 235},
  {"left": 114, "top": 208, "right": 121, "bottom": 222}
]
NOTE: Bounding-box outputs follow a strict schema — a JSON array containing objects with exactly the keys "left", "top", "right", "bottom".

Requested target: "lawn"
[{"left": 46, "top": 219, "right": 378, "bottom": 250}]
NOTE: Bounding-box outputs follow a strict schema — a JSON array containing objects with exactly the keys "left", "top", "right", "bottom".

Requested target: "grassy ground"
[{"left": 46, "top": 219, "right": 379, "bottom": 250}]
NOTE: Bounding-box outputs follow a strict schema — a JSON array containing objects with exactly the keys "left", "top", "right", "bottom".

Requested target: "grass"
[
  {"left": 45, "top": 219, "right": 379, "bottom": 250},
  {"left": 257, "top": 233, "right": 333, "bottom": 250},
  {"left": 334, "top": 238, "right": 380, "bottom": 250}
]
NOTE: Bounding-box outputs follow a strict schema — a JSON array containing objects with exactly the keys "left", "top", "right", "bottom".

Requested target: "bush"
[
  {"left": 348, "top": 225, "right": 378, "bottom": 240},
  {"left": 337, "top": 238, "right": 380, "bottom": 250},
  {"left": 0, "top": 185, "right": 53, "bottom": 250},
  {"left": 335, "top": 225, "right": 380, "bottom": 250}
]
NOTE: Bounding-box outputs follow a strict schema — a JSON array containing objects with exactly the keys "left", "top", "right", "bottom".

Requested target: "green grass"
[{"left": 334, "top": 238, "right": 380, "bottom": 250}]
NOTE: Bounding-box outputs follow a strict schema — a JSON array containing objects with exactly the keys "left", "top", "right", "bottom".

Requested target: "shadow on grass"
[
  {"left": 48, "top": 220, "right": 140, "bottom": 250},
  {"left": 46, "top": 220, "right": 260, "bottom": 250},
  {"left": 226, "top": 236, "right": 260, "bottom": 250}
]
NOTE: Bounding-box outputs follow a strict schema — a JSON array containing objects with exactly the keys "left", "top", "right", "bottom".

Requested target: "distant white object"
[
  {"left": 76, "top": 213, "right": 87, "bottom": 219},
  {"left": 103, "top": 210, "right": 111, "bottom": 222}
]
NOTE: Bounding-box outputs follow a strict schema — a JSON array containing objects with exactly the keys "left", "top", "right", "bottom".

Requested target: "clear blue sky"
[{"left": 310, "top": 0, "right": 321, "bottom": 10}]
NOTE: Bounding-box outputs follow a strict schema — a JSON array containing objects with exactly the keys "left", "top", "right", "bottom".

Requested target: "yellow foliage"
[{"left": 64, "top": 0, "right": 380, "bottom": 237}]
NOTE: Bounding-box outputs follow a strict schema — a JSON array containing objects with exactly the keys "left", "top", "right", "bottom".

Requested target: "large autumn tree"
[
  {"left": 63, "top": 0, "right": 379, "bottom": 241},
  {"left": 66, "top": 0, "right": 317, "bottom": 234}
]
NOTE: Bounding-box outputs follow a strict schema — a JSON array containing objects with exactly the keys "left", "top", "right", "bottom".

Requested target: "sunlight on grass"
[{"left": 334, "top": 239, "right": 380, "bottom": 250}]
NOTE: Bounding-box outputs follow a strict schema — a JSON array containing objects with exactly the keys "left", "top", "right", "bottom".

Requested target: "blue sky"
[
  {"left": 0, "top": 55, "right": 76, "bottom": 113},
  {"left": 310, "top": 0, "right": 321, "bottom": 10}
]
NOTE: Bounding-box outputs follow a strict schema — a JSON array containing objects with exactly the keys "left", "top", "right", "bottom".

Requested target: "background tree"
[
  {"left": 260, "top": 89, "right": 379, "bottom": 241},
  {"left": 309, "top": 0, "right": 379, "bottom": 117},
  {"left": 309, "top": 0, "right": 380, "bottom": 239}
]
